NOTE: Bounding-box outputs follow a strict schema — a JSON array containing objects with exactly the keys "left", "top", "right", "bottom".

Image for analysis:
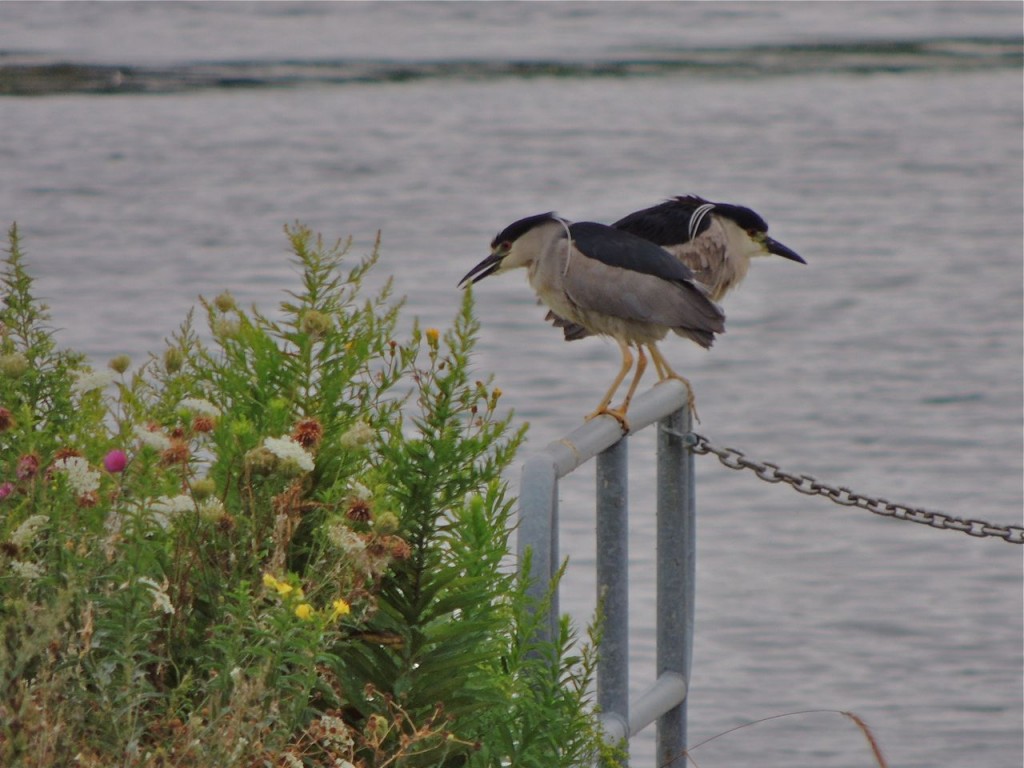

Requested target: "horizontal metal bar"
[
  {"left": 535, "top": 380, "right": 690, "bottom": 479},
  {"left": 598, "top": 671, "right": 688, "bottom": 743}
]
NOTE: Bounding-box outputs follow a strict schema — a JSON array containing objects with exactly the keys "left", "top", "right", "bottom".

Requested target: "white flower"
[
  {"left": 263, "top": 436, "right": 314, "bottom": 473},
  {"left": 150, "top": 495, "right": 194, "bottom": 529},
  {"left": 10, "top": 514, "right": 48, "bottom": 547},
  {"left": 10, "top": 560, "right": 44, "bottom": 580},
  {"left": 348, "top": 480, "right": 372, "bottom": 501},
  {"left": 178, "top": 398, "right": 221, "bottom": 418},
  {"left": 282, "top": 753, "right": 304, "bottom": 768},
  {"left": 198, "top": 497, "right": 225, "bottom": 520},
  {"left": 134, "top": 424, "right": 172, "bottom": 451},
  {"left": 72, "top": 368, "right": 116, "bottom": 395},
  {"left": 138, "top": 576, "right": 175, "bottom": 615},
  {"left": 339, "top": 420, "right": 374, "bottom": 449},
  {"left": 53, "top": 456, "right": 101, "bottom": 495}
]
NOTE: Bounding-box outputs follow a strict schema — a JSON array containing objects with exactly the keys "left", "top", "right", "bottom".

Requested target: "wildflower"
[
  {"left": 178, "top": 398, "right": 221, "bottom": 418},
  {"left": 339, "top": 420, "right": 373, "bottom": 449},
  {"left": 0, "top": 482, "right": 15, "bottom": 501},
  {"left": 326, "top": 521, "right": 366, "bottom": 558},
  {"left": 138, "top": 576, "right": 175, "bottom": 615},
  {"left": 213, "top": 291, "right": 237, "bottom": 312},
  {"left": 294, "top": 603, "right": 314, "bottom": 620},
  {"left": 0, "top": 352, "right": 29, "bottom": 378},
  {"left": 198, "top": 497, "right": 225, "bottom": 521},
  {"left": 160, "top": 439, "right": 190, "bottom": 467},
  {"left": 10, "top": 560, "right": 44, "bottom": 581},
  {"left": 0, "top": 407, "right": 14, "bottom": 432},
  {"left": 348, "top": 480, "right": 372, "bottom": 501},
  {"left": 263, "top": 436, "right": 314, "bottom": 474},
  {"left": 212, "top": 316, "right": 241, "bottom": 338},
  {"left": 134, "top": 424, "right": 172, "bottom": 451},
  {"left": 300, "top": 309, "right": 332, "bottom": 338},
  {"left": 281, "top": 753, "right": 303, "bottom": 768},
  {"left": 103, "top": 449, "right": 128, "bottom": 473},
  {"left": 191, "top": 415, "right": 216, "bottom": 434},
  {"left": 262, "top": 573, "right": 295, "bottom": 597},
  {"left": 346, "top": 498, "right": 373, "bottom": 523},
  {"left": 425, "top": 327, "right": 440, "bottom": 347},
  {"left": 53, "top": 456, "right": 100, "bottom": 495},
  {"left": 150, "top": 494, "right": 194, "bottom": 529},
  {"left": 16, "top": 453, "right": 40, "bottom": 481},
  {"left": 388, "top": 536, "right": 412, "bottom": 561},
  {"left": 229, "top": 666, "right": 244, "bottom": 684},
  {"left": 163, "top": 346, "right": 184, "bottom": 373},
  {"left": 10, "top": 515, "right": 47, "bottom": 547},
  {"left": 72, "top": 368, "right": 116, "bottom": 395},
  {"left": 330, "top": 598, "right": 351, "bottom": 621},
  {"left": 291, "top": 417, "right": 323, "bottom": 449},
  {"left": 373, "top": 510, "right": 399, "bottom": 535},
  {"left": 108, "top": 354, "right": 131, "bottom": 374},
  {"left": 189, "top": 477, "right": 217, "bottom": 500}
]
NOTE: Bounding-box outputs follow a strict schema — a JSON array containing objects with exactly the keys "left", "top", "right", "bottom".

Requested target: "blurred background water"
[{"left": 1, "top": 2, "right": 1022, "bottom": 766}]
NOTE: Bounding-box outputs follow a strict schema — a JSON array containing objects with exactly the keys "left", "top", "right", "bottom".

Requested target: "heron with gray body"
[
  {"left": 459, "top": 213, "right": 725, "bottom": 429},
  {"left": 547, "top": 196, "right": 806, "bottom": 344}
]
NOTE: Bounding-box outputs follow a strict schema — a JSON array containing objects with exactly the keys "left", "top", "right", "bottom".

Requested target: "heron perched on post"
[
  {"left": 547, "top": 195, "right": 805, "bottom": 342},
  {"left": 459, "top": 212, "right": 725, "bottom": 429}
]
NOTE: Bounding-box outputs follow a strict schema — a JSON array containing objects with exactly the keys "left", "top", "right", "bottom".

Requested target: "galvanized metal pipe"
[
  {"left": 656, "top": 403, "right": 695, "bottom": 766},
  {"left": 596, "top": 436, "right": 629, "bottom": 740}
]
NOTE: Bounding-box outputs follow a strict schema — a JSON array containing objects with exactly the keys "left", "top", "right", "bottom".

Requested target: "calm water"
[{"left": 2, "top": 3, "right": 1022, "bottom": 766}]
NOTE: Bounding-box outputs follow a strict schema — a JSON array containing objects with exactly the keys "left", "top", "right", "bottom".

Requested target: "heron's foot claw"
[
  {"left": 585, "top": 407, "right": 631, "bottom": 434},
  {"left": 656, "top": 375, "right": 701, "bottom": 423}
]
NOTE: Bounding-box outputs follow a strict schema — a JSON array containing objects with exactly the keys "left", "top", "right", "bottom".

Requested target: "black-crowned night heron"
[
  {"left": 459, "top": 212, "right": 725, "bottom": 428},
  {"left": 548, "top": 195, "right": 805, "bottom": 340}
]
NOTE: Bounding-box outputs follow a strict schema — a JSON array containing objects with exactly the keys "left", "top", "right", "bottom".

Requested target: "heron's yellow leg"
[
  {"left": 647, "top": 343, "right": 699, "bottom": 422},
  {"left": 612, "top": 344, "right": 647, "bottom": 416},
  {"left": 585, "top": 338, "right": 633, "bottom": 431}
]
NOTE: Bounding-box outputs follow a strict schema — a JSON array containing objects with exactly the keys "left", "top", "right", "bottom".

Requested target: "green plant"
[{"left": 0, "top": 223, "right": 616, "bottom": 768}]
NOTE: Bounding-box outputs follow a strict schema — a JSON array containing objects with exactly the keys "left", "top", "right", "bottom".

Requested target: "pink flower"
[
  {"left": 103, "top": 450, "right": 128, "bottom": 473},
  {"left": 0, "top": 482, "right": 15, "bottom": 500}
]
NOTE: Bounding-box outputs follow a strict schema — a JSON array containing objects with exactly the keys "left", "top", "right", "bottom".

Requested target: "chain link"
[{"left": 688, "top": 433, "right": 1024, "bottom": 544}]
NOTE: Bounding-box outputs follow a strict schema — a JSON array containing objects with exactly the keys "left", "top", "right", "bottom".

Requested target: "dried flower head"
[
  {"left": 0, "top": 407, "right": 15, "bottom": 432},
  {"left": 16, "top": 453, "right": 40, "bottom": 481},
  {"left": 191, "top": 415, "right": 216, "bottom": 434},
  {"left": 388, "top": 536, "right": 412, "bottom": 561},
  {"left": 346, "top": 498, "right": 373, "bottom": 523},
  {"left": 108, "top": 354, "right": 131, "bottom": 374},
  {"left": 160, "top": 439, "right": 190, "bottom": 467},
  {"left": 291, "top": 418, "right": 324, "bottom": 449}
]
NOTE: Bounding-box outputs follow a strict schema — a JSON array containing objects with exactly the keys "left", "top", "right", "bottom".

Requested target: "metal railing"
[{"left": 518, "top": 379, "right": 695, "bottom": 766}]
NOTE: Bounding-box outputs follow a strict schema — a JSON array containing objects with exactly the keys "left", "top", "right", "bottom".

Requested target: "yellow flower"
[
  {"left": 294, "top": 603, "right": 314, "bottom": 620},
  {"left": 330, "top": 598, "right": 351, "bottom": 620},
  {"left": 425, "top": 328, "right": 440, "bottom": 347},
  {"left": 263, "top": 573, "right": 294, "bottom": 596}
]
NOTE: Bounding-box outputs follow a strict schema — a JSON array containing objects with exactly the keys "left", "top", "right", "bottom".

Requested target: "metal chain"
[{"left": 688, "top": 433, "right": 1024, "bottom": 544}]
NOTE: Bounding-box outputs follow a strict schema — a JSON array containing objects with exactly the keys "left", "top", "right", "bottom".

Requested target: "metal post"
[
  {"left": 596, "top": 436, "right": 629, "bottom": 741},
  {"left": 656, "top": 404, "right": 695, "bottom": 767},
  {"left": 519, "top": 454, "right": 560, "bottom": 643}
]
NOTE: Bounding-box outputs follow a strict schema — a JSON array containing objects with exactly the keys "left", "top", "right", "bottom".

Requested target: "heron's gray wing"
[{"left": 562, "top": 245, "right": 724, "bottom": 337}]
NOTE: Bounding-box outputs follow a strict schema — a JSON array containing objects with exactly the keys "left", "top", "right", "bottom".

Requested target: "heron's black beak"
[
  {"left": 766, "top": 237, "right": 806, "bottom": 264},
  {"left": 458, "top": 249, "right": 505, "bottom": 287}
]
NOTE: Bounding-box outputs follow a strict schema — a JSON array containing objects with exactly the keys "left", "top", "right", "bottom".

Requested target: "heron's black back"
[{"left": 568, "top": 221, "right": 697, "bottom": 284}]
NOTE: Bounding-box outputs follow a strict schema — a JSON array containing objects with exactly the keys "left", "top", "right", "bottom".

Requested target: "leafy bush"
[{"left": 0, "top": 223, "right": 618, "bottom": 768}]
